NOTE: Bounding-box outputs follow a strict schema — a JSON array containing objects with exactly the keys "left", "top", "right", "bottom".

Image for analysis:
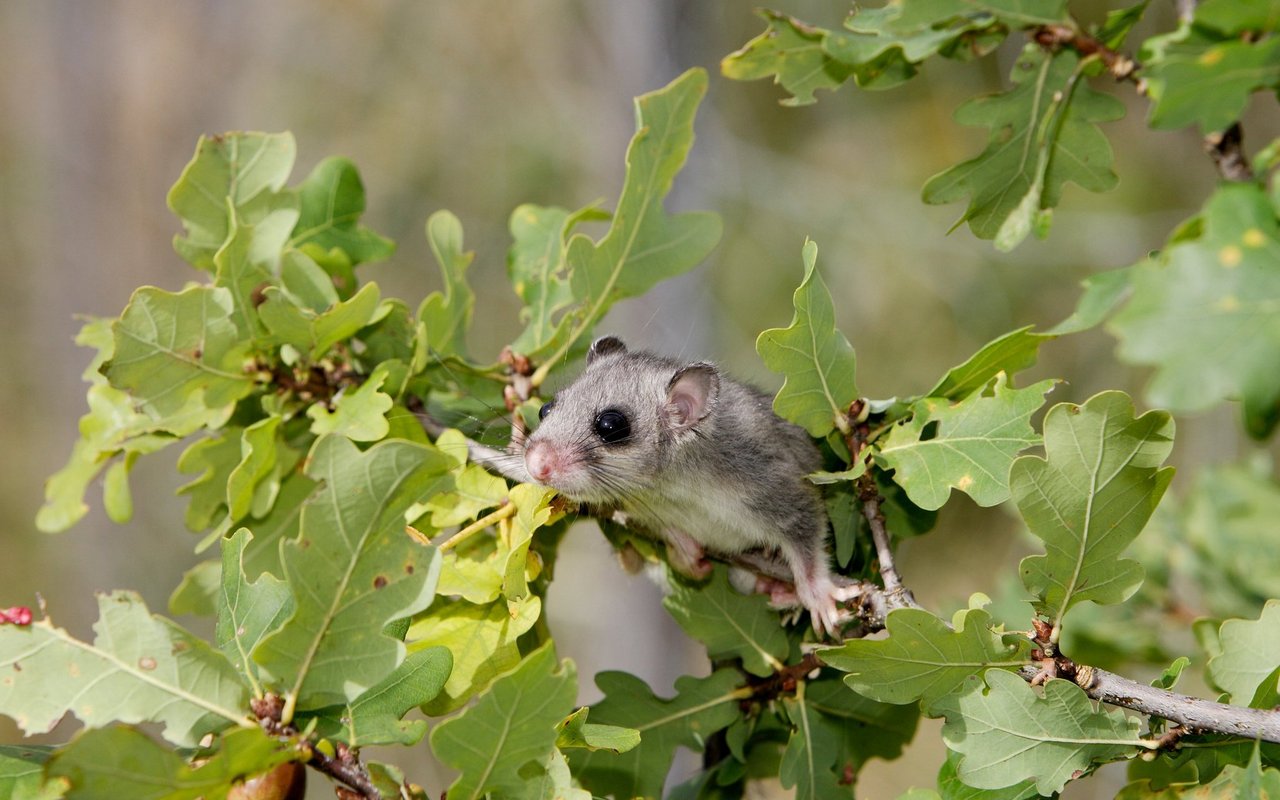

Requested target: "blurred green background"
[{"left": 0, "top": 1, "right": 1267, "bottom": 797}]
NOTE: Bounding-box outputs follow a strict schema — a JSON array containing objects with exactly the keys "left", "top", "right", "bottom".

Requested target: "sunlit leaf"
[
  {"left": 259, "top": 281, "right": 382, "bottom": 361},
  {"left": 937, "top": 671, "right": 1144, "bottom": 795},
  {"left": 508, "top": 203, "right": 608, "bottom": 356},
  {"left": 1207, "top": 600, "right": 1280, "bottom": 704},
  {"left": 303, "top": 645, "right": 452, "bottom": 747},
  {"left": 0, "top": 592, "right": 250, "bottom": 746},
  {"left": 418, "top": 210, "right": 475, "bottom": 358},
  {"left": 821, "top": 607, "right": 1030, "bottom": 710},
  {"left": 1014, "top": 392, "right": 1175, "bottom": 633},
  {"left": 432, "top": 644, "right": 576, "bottom": 800},
  {"left": 216, "top": 529, "right": 292, "bottom": 690},
  {"left": 252, "top": 436, "right": 447, "bottom": 716},
  {"left": 876, "top": 375, "right": 1055, "bottom": 510},
  {"left": 166, "top": 132, "right": 299, "bottom": 270},
  {"left": 305, "top": 366, "right": 394, "bottom": 441},
  {"left": 531, "top": 68, "right": 722, "bottom": 384},
  {"left": 104, "top": 286, "right": 254, "bottom": 420},
  {"left": 556, "top": 707, "right": 641, "bottom": 754},
  {"left": 757, "top": 239, "right": 858, "bottom": 437},
  {"left": 411, "top": 597, "right": 542, "bottom": 715},
  {"left": 926, "top": 327, "right": 1054, "bottom": 400},
  {"left": 289, "top": 156, "right": 394, "bottom": 264},
  {"left": 0, "top": 745, "right": 61, "bottom": 800}
]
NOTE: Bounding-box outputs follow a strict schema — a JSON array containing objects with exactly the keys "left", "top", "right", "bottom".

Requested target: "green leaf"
[
  {"left": 1109, "top": 184, "right": 1280, "bottom": 438},
  {"left": 432, "top": 644, "right": 577, "bottom": 800},
  {"left": 1183, "top": 467, "right": 1280, "bottom": 617},
  {"left": 169, "top": 559, "right": 221, "bottom": 618},
  {"left": 304, "top": 645, "right": 452, "bottom": 747},
  {"left": 937, "top": 750, "right": 1040, "bottom": 800},
  {"left": 926, "top": 327, "right": 1054, "bottom": 400},
  {"left": 876, "top": 375, "right": 1055, "bottom": 510},
  {"left": 569, "top": 669, "right": 745, "bottom": 800},
  {"left": 662, "top": 565, "right": 789, "bottom": 677},
  {"left": 211, "top": 214, "right": 275, "bottom": 339},
  {"left": 419, "top": 210, "right": 475, "bottom": 358},
  {"left": 38, "top": 319, "right": 179, "bottom": 532},
  {"left": 937, "top": 671, "right": 1145, "bottom": 795},
  {"left": 1013, "top": 392, "right": 1175, "bottom": 633},
  {"left": 923, "top": 46, "right": 1123, "bottom": 249},
  {"left": 1193, "top": 744, "right": 1280, "bottom": 798},
  {"left": 0, "top": 591, "right": 250, "bottom": 746},
  {"left": 1145, "top": 36, "right": 1280, "bottom": 133},
  {"left": 530, "top": 68, "right": 722, "bottom": 385},
  {"left": 259, "top": 280, "right": 382, "bottom": 361},
  {"left": 410, "top": 596, "right": 542, "bottom": 715},
  {"left": 166, "top": 132, "right": 299, "bottom": 270},
  {"left": 238, "top": 472, "right": 317, "bottom": 580},
  {"left": 104, "top": 286, "right": 254, "bottom": 420},
  {"left": 821, "top": 607, "right": 1030, "bottom": 710},
  {"left": 781, "top": 688, "right": 845, "bottom": 800},
  {"left": 216, "top": 529, "right": 292, "bottom": 690},
  {"left": 1047, "top": 267, "right": 1133, "bottom": 335},
  {"left": 226, "top": 416, "right": 281, "bottom": 520},
  {"left": 556, "top": 707, "right": 641, "bottom": 754},
  {"left": 507, "top": 203, "right": 608, "bottom": 357},
  {"left": 289, "top": 156, "right": 394, "bottom": 264},
  {"left": 305, "top": 366, "right": 394, "bottom": 441},
  {"left": 1196, "top": 0, "right": 1280, "bottom": 35},
  {"left": 806, "top": 677, "right": 919, "bottom": 774},
  {"left": 525, "top": 749, "right": 592, "bottom": 800},
  {"left": 48, "top": 726, "right": 301, "bottom": 800},
  {"left": 102, "top": 455, "right": 135, "bottom": 523},
  {"left": 1207, "top": 600, "right": 1280, "bottom": 704},
  {"left": 0, "top": 745, "right": 62, "bottom": 800},
  {"left": 176, "top": 431, "right": 243, "bottom": 532},
  {"left": 251, "top": 436, "right": 448, "bottom": 716},
  {"left": 721, "top": 10, "right": 855, "bottom": 106},
  {"left": 757, "top": 239, "right": 858, "bottom": 437}
]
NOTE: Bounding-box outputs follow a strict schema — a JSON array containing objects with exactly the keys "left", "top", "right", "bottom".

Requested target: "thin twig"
[
  {"left": 1205, "top": 123, "right": 1255, "bottom": 182},
  {"left": 855, "top": 475, "right": 916, "bottom": 610},
  {"left": 308, "top": 742, "right": 382, "bottom": 800}
]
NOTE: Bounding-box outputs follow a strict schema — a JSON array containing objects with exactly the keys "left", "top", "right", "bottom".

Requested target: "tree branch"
[
  {"left": 1028, "top": 664, "right": 1280, "bottom": 744},
  {"left": 1205, "top": 123, "right": 1255, "bottom": 182}
]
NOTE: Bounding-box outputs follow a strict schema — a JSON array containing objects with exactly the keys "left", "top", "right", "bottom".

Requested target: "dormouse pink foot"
[{"left": 665, "top": 529, "right": 713, "bottom": 579}]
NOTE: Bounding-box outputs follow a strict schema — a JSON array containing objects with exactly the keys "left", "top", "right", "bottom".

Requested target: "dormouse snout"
[{"left": 524, "top": 439, "right": 560, "bottom": 484}]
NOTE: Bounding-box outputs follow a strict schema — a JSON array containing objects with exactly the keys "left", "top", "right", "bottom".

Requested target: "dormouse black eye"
[
  {"left": 593, "top": 409, "right": 631, "bottom": 444},
  {"left": 538, "top": 400, "right": 555, "bottom": 420}
]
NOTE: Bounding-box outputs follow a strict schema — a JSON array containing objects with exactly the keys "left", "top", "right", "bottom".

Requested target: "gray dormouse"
[{"left": 521, "top": 335, "right": 855, "bottom": 635}]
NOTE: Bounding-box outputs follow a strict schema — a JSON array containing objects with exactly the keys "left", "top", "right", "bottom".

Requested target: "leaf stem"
[{"left": 439, "top": 502, "right": 517, "bottom": 552}]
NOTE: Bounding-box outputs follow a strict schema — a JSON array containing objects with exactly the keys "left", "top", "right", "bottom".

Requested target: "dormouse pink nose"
[{"left": 525, "top": 441, "right": 555, "bottom": 483}]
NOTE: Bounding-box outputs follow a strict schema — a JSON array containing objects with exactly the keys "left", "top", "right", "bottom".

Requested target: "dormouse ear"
[
  {"left": 666, "top": 363, "right": 719, "bottom": 430},
  {"left": 588, "top": 336, "right": 627, "bottom": 365}
]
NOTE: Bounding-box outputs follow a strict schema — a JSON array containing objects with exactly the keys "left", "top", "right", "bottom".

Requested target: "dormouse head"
[{"left": 522, "top": 336, "right": 720, "bottom": 503}]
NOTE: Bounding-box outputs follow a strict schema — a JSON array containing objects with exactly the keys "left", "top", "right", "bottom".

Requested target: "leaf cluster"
[{"left": 7, "top": 5, "right": 1280, "bottom": 796}]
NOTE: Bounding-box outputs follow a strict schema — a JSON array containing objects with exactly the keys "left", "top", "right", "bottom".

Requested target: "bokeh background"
[{"left": 0, "top": 1, "right": 1267, "bottom": 797}]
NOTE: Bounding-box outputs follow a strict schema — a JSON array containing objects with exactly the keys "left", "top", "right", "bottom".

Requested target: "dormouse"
[{"left": 522, "top": 336, "right": 855, "bottom": 635}]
